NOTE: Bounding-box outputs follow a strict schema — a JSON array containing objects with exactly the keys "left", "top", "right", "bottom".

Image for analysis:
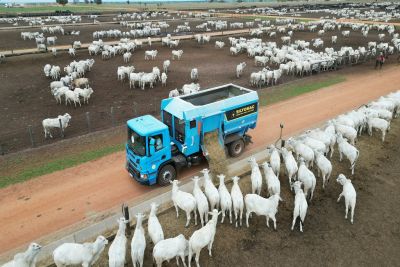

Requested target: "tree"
[
  {"left": 56, "top": 0, "right": 68, "bottom": 6},
  {"left": 94, "top": 0, "right": 102, "bottom": 4},
  {"left": 84, "top": 0, "right": 89, "bottom": 3}
]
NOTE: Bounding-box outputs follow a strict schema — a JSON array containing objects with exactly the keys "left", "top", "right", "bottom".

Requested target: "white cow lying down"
[{"left": 42, "top": 113, "right": 71, "bottom": 138}]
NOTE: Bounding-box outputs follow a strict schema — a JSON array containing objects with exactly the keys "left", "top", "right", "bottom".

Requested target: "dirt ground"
[
  {"left": 0, "top": 22, "right": 395, "bottom": 153},
  {"left": 1, "top": 65, "right": 399, "bottom": 258},
  {"left": 91, "top": 110, "right": 400, "bottom": 267},
  {"left": 0, "top": 13, "right": 173, "bottom": 28},
  {"left": 0, "top": 17, "right": 256, "bottom": 51}
]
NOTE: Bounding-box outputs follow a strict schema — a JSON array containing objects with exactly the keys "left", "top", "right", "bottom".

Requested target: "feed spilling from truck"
[{"left": 126, "top": 84, "right": 259, "bottom": 185}]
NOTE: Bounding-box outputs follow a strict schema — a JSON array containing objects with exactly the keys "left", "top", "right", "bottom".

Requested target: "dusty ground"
[
  {"left": 0, "top": 17, "right": 255, "bottom": 51},
  {"left": 0, "top": 22, "right": 395, "bottom": 153},
  {"left": 0, "top": 65, "right": 399, "bottom": 257},
  {"left": 0, "top": 13, "right": 173, "bottom": 28},
  {"left": 92, "top": 105, "right": 400, "bottom": 267}
]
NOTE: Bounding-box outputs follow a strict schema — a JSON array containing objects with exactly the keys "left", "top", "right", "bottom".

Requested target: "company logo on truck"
[{"left": 225, "top": 103, "right": 258, "bottom": 121}]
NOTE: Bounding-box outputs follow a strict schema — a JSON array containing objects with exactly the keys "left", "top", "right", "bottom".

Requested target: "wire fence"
[
  {"left": 0, "top": 47, "right": 380, "bottom": 155},
  {"left": 0, "top": 97, "right": 162, "bottom": 155}
]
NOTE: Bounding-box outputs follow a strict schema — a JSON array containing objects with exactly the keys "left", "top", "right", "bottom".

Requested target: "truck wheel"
[
  {"left": 158, "top": 165, "right": 176, "bottom": 186},
  {"left": 228, "top": 139, "right": 245, "bottom": 157}
]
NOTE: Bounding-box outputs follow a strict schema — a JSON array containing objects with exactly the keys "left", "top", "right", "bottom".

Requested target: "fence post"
[
  {"left": 122, "top": 204, "right": 131, "bottom": 236},
  {"left": 59, "top": 118, "right": 64, "bottom": 138},
  {"left": 110, "top": 106, "right": 115, "bottom": 127},
  {"left": 28, "top": 125, "right": 35, "bottom": 148},
  {"left": 0, "top": 143, "right": 4, "bottom": 155},
  {"left": 85, "top": 112, "right": 91, "bottom": 132},
  {"left": 133, "top": 102, "right": 137, "bottom": 117},
  {"left": 154, "top": 97, "right": 158, "bottom": 114}
]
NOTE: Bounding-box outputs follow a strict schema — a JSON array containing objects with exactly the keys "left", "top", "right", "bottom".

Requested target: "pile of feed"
[{"left": 203, "top": 131, "right": 228, "bottom": 181}]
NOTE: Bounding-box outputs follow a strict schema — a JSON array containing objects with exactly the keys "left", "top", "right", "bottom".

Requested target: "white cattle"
[{"left": 144, "top": 50, "right": 158, "bottom": 60}]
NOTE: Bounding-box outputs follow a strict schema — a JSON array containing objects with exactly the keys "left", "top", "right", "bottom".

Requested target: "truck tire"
[
  {"left": 228, "top": 139, "right": 245, "bottom": 157},
  {"left": 158, "top": 164, "right": 176, "bottom": 186}
]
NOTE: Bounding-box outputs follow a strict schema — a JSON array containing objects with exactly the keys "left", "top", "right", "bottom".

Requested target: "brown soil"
[
  {"left": 0, "top": 65, "right": 399, "bottom": 257},
  {"left": 0, "top": 17, "right": 255, "bottom": 51},
  {"left": 93, "top": 115, "right": 400, "bottom": 267},
  {"left": 0, "top": 23, "right": 395, "bottom": 154},
  {"left": 0, "top": 14, "right": 170, "bottom": 28}
]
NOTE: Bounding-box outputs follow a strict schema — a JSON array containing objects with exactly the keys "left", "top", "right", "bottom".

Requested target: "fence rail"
[
  {"left": 0, "top": 50, "right": 377, "bottom": 155},
  {"left": 0, "top": 97, "right": 162, "bottom": 155}
]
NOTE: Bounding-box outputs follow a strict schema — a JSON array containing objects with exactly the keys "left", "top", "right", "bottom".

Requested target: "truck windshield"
[{"left": 128, "top": 128, "right": 146, "bottom": 156}]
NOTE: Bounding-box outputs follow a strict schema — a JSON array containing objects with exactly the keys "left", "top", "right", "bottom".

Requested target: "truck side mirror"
[{"left": 149, "top": 138, "right": 155, "bottom": 156}]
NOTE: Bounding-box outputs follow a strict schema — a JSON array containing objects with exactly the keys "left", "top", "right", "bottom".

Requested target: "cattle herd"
[
  {"left": 1, "top": 2, "right": 400, "bottom": 266},
  {"left": 3, "top": 87, "right": 399, "bottom": 267},
  {"left": 24, "top": 8, "right": 399, "bottom": 139}
]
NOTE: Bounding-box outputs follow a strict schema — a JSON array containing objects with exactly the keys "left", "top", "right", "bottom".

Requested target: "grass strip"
[
  {"left": 0, "top": 75, "right": 345, "bottom": 188},
  {"left": 258, "top": 75, "right": 346, "bottom": 106},
  {"left": 0, "top": 4, "right": 137, "bottom": 14},
  {"left": 0, "top": 143, "right": 124, "bottom": 188},
  {"left": 242, "top": 15, "right": 315, "bottom": 23}
]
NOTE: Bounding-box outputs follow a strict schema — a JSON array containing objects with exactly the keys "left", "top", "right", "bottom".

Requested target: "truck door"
[
  {"left": 185, "top": 119, "right": 200, "bottom": 155},
  {"left": 148, "top": 133, "right": 168, "bottom": 173}
]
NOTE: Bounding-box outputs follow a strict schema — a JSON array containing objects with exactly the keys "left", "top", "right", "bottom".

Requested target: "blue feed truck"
[{"left": 126, "top": 83, "right": 259, "bottom": 185}]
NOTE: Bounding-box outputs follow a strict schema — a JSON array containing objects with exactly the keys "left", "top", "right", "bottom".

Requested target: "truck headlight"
[{"left": 140, "top": 174, "right": 148, "bottom": 180}]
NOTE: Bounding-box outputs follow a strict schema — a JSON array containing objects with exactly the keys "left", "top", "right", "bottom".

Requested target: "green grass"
[
  {"left": 0, "top": 75, "right": 345, "bottom": 189},
  {"left": 258, "top": 75, "right": 346, "bottom": 106},
  {"left": 0, "top": 4, "right": 138, "bottom": 14},
  {"left": 296, "top": 18, "right": 315, "bottom": 23},
  {"left": 0, "top": 143, "right": 124, "bottom": 189},
  {"left": 242, "top": 15, "right": 315, "bottom": 22},
  {"left": 242, "top": 15, "right": 275, "bottom": 21}
]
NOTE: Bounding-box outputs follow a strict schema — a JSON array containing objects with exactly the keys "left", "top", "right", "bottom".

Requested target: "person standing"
[
  {"left": 375, "top": 52, "right": 384, "bottom": 69},
  {"left": 375, "top": 53, "right": 380, "bottom": 69},
  {"left": 379, "top": 52, "right": 385, "bottom": 69}
]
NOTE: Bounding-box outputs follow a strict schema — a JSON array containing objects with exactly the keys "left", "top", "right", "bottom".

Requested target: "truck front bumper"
[{"left": 126, "top": 161, "right": 156, "bottom": 185}]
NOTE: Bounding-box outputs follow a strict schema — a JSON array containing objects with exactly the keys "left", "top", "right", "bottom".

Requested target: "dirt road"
[{"left": 0, "top": 64, "right": 399, "bottom": 254}]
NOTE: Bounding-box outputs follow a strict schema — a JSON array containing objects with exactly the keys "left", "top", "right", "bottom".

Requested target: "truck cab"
[
  {"left": 126, "top": 84, "right": 259, "bottom": 186},
  {"left": 126, "top": 115, "right": 175, "bottom": 185}
]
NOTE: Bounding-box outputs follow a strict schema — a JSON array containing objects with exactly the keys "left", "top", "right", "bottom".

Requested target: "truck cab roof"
[{"left": 127, "top": 115, "right": 168, "bottom": 136}]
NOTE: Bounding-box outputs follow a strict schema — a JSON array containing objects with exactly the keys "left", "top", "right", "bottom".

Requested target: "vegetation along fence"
[{"left": 0, "top": 50, "right": 376, "bottom": 155}]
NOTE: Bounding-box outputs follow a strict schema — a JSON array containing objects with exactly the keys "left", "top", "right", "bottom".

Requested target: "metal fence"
[
  {"left": 0, "top": 49, "right": 377, "bottom": 155},
  {"left": 308, "top": 50, "right": 374, "bottom": 73},
  {"left": 0, "top": 97, "right": 162, "bottom": 155}
]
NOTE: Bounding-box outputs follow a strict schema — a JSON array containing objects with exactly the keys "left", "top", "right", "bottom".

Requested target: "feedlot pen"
[
  {"left": 0, "top": 19, "right": 394, "bottom": 154},
  {"left": 40, "top": 107, "right": 400, "bottom": 267}
]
